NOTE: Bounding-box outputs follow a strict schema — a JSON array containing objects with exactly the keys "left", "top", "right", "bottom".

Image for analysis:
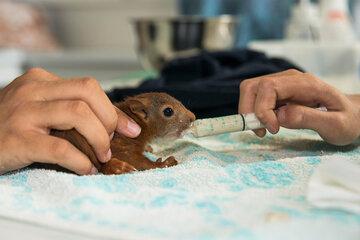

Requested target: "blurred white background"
[
  {"left": 0, "top": 0, "right": 176, "bottom": 85},
  {"left": 1, "top": 0, "right": 360, "bottom": 91},
  {"left": 25, "top": 0, "right": 176, "bottom": 52}
]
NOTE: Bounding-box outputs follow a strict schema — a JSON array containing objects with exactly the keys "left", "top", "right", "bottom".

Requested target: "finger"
[
  {"left": 27, "top": 100, "right": 111, "bottom": 163},
  {"left": 264, "top": 69, "right": 302, "bottom": 77},
  {"left": 30, "top": 77, "right": 118, "bottom": 135},
  {"left": 22, "top": 68, "right": 61, "bottom": 82},
  {"left": 246, "top": 71, "right": 338, "bottom": 109},
  {"left": 239, "top": 79, "right": 258, "bottom": 113},
  {"left": 26, "top": 133, "right": 97, "bottom": 175},
  {"left": 254, "top": 80, "right": 279, "bottom": 134},
  {"left": 114, "top": 105, "right": 141, "bottom": 137},
  {"left": 239, "top": 70, "right": 305, "bottom": 137},
  {"left": 239, "top": 79, "right": 267, "bottom": 137},
  {"left": 239, "top": 69, "right": 301, "bottom": 86},
  {"left": 239, "top": 69, "right": 306, "bottom": 113},
  {"left": 239, "top": 79, "right": 264, "bottom": 137},
  {"left": 2, "top": 69, "right": 62, "bottom": 104},
  {"left": 277, "top": 104, "right": 321, "bottom": 130},
  {"left": 276, "top": 104, "right": 351, "bottom": 145},
  {"left": 271, "top": 73, "right": 347, "bottom": 111},
  {"left": 254, "top": 128, "right": 267, "bottom": 137}
]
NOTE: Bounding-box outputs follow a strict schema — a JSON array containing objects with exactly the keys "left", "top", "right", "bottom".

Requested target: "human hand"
[
  {"left": 239, "top": 69, "right": 360, "bottom": 146},
  {"left": 0, "top": 68, "right": 141, "bottom": 175}
]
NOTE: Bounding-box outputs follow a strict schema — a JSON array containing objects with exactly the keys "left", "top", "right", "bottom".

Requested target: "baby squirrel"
[{"left": 51, "top": 92, "right": 196, "bottom": 175}]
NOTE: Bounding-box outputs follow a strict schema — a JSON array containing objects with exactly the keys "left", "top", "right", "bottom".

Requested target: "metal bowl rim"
[{"left": 131, "top": 15, "right": 240, "bottom": 24}]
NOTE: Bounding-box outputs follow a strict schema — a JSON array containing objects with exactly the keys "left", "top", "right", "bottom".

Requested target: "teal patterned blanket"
[{"left": 0, "top": 129, "right": 359, "bottom": 239}]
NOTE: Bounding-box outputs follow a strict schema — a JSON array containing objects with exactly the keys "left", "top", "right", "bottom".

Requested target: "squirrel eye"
[{"left": 163, "top": 107, "right": 174, "bottom": 117}]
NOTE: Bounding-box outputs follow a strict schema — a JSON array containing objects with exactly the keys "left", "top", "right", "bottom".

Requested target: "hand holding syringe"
[
  {"left": 233, "top": 70, "right": 360, "bottom": 146},
  {"left": 186, "top": 107, "right": 327, "bottom": 138}
]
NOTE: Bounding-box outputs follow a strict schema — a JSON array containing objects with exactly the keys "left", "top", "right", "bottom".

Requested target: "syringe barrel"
[{"left": 189, "top": 113, "right": 264, "bottom": 137}]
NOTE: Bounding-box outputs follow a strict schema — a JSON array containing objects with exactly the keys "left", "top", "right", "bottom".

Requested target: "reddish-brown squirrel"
[{"left": 51, "top": 92, "right": 196, "bottom": 175}]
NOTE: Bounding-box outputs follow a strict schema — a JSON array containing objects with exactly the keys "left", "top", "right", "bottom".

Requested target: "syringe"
[
  {"left": 186, "top": 113, "right": 264, "bottom": 138},
  {"left": 186, "top": 106, "right": 327, "bottom": 138}
]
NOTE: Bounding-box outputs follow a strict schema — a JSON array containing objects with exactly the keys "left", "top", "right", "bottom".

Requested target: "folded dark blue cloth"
[{"left": 107, "top": 49, "right": 303, "bottom": 118}]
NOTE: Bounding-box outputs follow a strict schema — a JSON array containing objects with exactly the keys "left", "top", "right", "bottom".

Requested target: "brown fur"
[{"left": 51, "top": 92, "right": 195, "bottom": 175}]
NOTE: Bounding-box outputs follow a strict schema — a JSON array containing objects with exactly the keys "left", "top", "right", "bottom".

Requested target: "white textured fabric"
[
  {"left": 307, "top": 159, "right": 360, "bottom": 214},
  {"left": 0, "top": 129, "right": 359, "bottom": 240}
]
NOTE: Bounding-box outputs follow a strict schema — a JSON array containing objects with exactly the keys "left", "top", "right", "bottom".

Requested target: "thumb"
[{"left": 276, "top": 104, "right": 329, "bottom": 132}]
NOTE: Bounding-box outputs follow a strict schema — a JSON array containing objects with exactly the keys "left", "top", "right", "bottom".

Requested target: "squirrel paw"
[
  {"left": 101, "top": 158, "right": 137, "bottom": 175},
  {"left": 161, "top": 156, "right": 178, "bottom": 168}
]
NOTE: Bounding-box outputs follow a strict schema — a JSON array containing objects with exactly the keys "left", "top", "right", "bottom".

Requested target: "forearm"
[{"left": 346, "top": 94, "right": 360, "bottom": 141}]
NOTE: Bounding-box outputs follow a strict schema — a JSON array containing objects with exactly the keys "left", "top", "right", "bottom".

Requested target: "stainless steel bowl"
[{"left": 132, "top": 15, "right": 238, "bottom": 71}]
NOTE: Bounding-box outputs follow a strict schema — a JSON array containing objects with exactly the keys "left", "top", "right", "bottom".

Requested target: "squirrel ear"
[{"left": 127, "top": 99, "right": 149, "bottom": 121}]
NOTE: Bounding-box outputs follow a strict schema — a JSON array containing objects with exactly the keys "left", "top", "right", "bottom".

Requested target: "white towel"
[
  {"left": 0, "top": 129, "right": 359, "bottom": 239},
  {"left": 307, "top": 158, "right": 360, "bottom": 214}
]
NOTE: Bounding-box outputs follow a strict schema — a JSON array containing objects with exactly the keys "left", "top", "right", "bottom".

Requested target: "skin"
[
  {"left": 0, "top": 68, "right": 141, "bottom": 175},
  {"left": 239, "top": 69, "right": 360, "bottom": 146}
]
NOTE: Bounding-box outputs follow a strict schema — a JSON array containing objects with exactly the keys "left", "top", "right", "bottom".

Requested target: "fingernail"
[
  {"left": 90, "top": 166, "right": 98, "bottom": 175},
  {"left": 254, "top": 129, "right": 266, "bottom": 138},
  {"left": 266, "top": 123, "right": 276, "bottom": 134},
  {"left": 127, "top": 120, "right": 141, "bottom": 137},
  {"left": 105, "top": 148, "right": 112, "bottom": 162},
  {"left": 110, "top": 132, "right": 114, "bottom": 140}
]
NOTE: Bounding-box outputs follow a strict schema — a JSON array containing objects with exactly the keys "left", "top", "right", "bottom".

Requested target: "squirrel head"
[{"left": 124, "top": 92, "right": 196, "bottom": 139}]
